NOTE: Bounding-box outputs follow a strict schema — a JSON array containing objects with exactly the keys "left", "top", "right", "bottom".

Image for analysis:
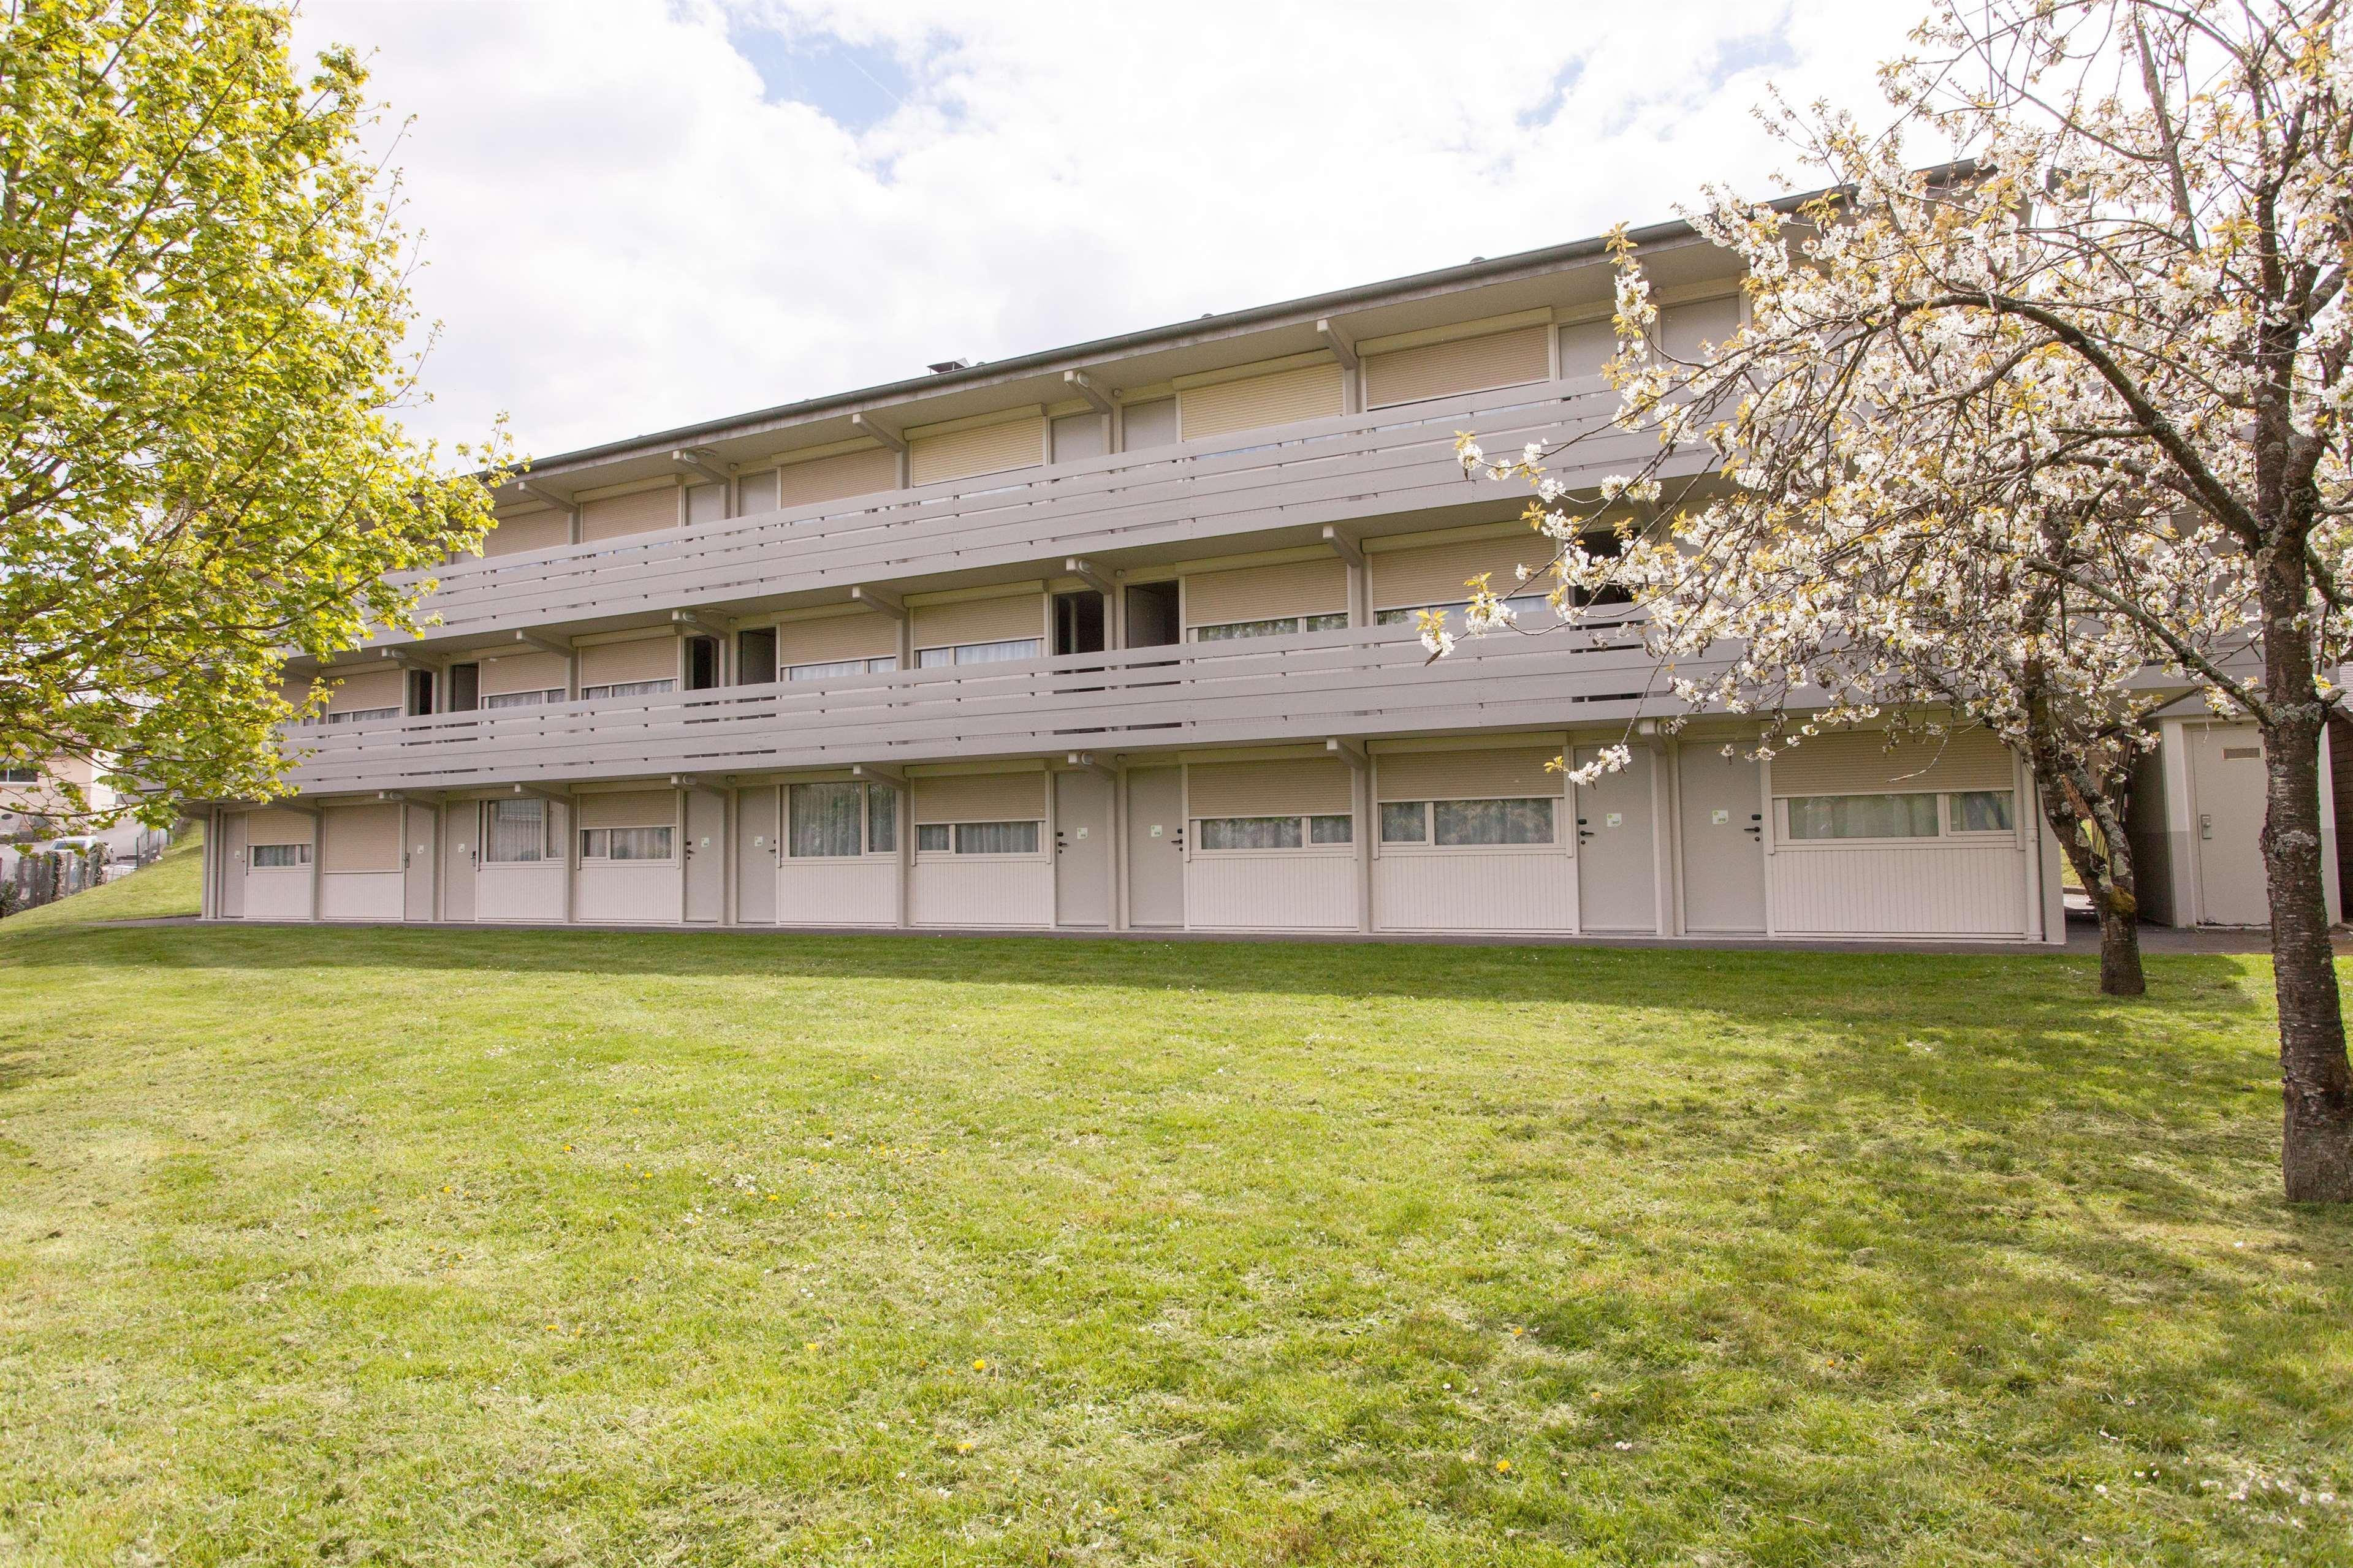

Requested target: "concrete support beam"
[
  {"left": 850, "top": 585, "right": 906, "bottom": 620},
  {"left": 850, "top": 412, "right": 907, "bottom": 452},
  {"left": 1063, "top": 369, "right": 1116, "bottom": 416},
  {"left": 671, "top": 447, "right": 731, "bottom": 486},
  {"left": 1063, "top": 558, "right": 1116, "bottom": 598}
]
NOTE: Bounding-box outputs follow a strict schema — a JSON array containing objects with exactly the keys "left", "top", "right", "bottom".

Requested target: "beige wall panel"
[
  {"left": 1184, "top": 856, "right": 1356, "bottom": 930},
  {"left": 1177, "top": 363, "right": 1343, "bottom": 441},
  {"left": 911, "top": 593, "right": 1044, "bottom": 651},
  {"left": 1559, "top": 318, "right": 1616, "bottom": 381},
  {"left": 910, "top": 416, "right": 1046, "bottom": 487},
  {"left": 326, "top": 667, "right": 403, "bottom": 713},
  {"left": 1770, "top": 729, "right": 2015, "bottom": 796},
  {"left": 579, "top": 635, "right": 678, "bottom": 687},
  {"left": 777, "top": 613, "right": 899, "bottom": 667},
  {"left": 321, "top": 803, "right": 401, "bottom": 873},
  {"left": 479, "top": 650, "right": 571, "bottom": 697},
  {"left": 774, "top": 447, "right": 898, "bottom": 509},
  {"left": 1376, "top": 746, "right": 1564, "bottom": 802},
  {"left": 1188, "top": 757, "right": 1353, "bottom": 817},
  {"left": 1363, "top": 325, "right": 1549, "bottom": 408},
  {"left": 246, "top": 808, "right": 316, "bottom": 847},
  {"left": 1659, "top": 295, "right": 1743, "bottom": 363},
  {"left": 913, "top": 771, "right": 1046, "bottom": 823},
  {"left": 1769, "top": 844, "right": 2026, "bottom": 935},
  {"left": 1184, "top": 558, "right": 1348, "bottom": 627},
  {"left": 484, "top": 509, "right": 571, "bottom": 558},
  {"left": 577, "top": 789, "right": 677, "bottom": 829},
  {"left": 579, "top": 485, "right": 679, "bottom": 543},
  {"left": 1122, "top": 398, "right": 1178, "bottom": 449},
  {"left": 1370, "top": 535, "right": 1549, "bottom": 610},
  {"left": 910, "top": 860, "right": 1054, "bottom": 925},
  {"left": 1374, "top": 852, "right": 1575, "bottom": 933}
]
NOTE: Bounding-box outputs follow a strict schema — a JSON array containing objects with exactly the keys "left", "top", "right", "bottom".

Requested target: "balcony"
[
  {"left": 376, "top": 374, "right": 1697, "bottom": 653},
  {"left": 283, "top": 618, "right": 1699, "bottom": 797}
]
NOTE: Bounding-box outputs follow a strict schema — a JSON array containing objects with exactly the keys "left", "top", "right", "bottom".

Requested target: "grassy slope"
[
  {"left": 0, "top": 892, "right": 2348, "bottom": 1563},
  {"left": 0, "top": 827, "right": 203, "bottom": 931}
]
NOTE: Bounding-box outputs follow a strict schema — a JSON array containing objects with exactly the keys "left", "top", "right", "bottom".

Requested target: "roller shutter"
[
  {"left": 484, "top": 508, "right": 571, "bottom": 557},
  {"left": 1769, "top": 729, "right": 2015, "bottom": 796},
  {"left": 1184, "top": 558, "right": 1347, "bottom": 628},
  {"left": 578, "top": 484, "right": 679, "bottom": 542},
  {"left": 320, "top": 803, "right": 401, "bottom": 872},
  {"left": 913, "top": 771, "right": 1046, "bottom": 823},
  {"left": 325, "top": 668, "right": 403, "bottom": 714},
  {"left": 1376, "top": 746, "right": 1563, "bottom": 802},
  {"left": 1363, "top": 325, "right": 1549, "bottom": 408},
  {"left": 577, "top": 789, "right": 677, "bottom": 828},
  {"left": 246, "top": 808, "right": 316, "bottom": 847},
  {"left": 1187, "top": 757, "right": 1353, "bottom": 817},
  {"left": 479, "top": 650, "right": 570, "bottom": 698},
  {"left": 1370, "top": 534, "right": 1549, "bottom": 610},
  {"left": 773, "top": 447, "right": 898, "bottom": 509},
  {"left": 911, "top": 593, "right": 1044, "bottom": 651},
  {"left": 910, "top": 416, "right": 1046, "bottom": 487},
  {"left": 1177, "top": 363, "right": 1343, "bottom": 441},
  {"left": 578, "top": 635, "right": 678, "bottom": 687},
  {"left": 776, "top": 613, "right": 899, "bottom": 667}
]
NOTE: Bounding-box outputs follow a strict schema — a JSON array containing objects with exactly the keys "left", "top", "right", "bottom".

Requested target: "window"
[
  {"left": 1949, "top": 790, "right": 2015, "bottom": 833},
  {"left": 251, "top": 842, "right": 310, "bottom": 868},
  {"left": 917, "top": 823, "right": 949, "bottom": 852},
  {"left": 788, "top": 657, "right": 897, "bottom": 681},
  {"left": 484, "top": 798, "right": 550, "bottom": 862},
  {"left": 788, "top": 781, "right": 897, "bottom": 857},
  {"left": 914, "top": 638, "right": 1042, "bottom": 668},
  {"left": 1194, "top": 814, "right": 1354, "bottom": 850},
  {"left": 1382, "top": 798, "right": 1556, "bottom": 846},
  {"left": 310, "top": 706, "right": 400, "bottom": 727},
  {"left": 579, "top": 825, "right": 674, "bottom": 861},
  {"left": 955, "top": 820, "right": 1039, "bottom": 854},
  {"left": 1191, "top": 613, "right": 1349, "bottom": 642},
  {"left": 1374, "top": 593, "right": 1551, "bottom": 629},
  {"left": 1785, "top": 793, "right": 1940, "bottom": 841},
  {"left": 1, "top": 764, "right": 40, "bottom": 784},
  {"left": 581, "top": 679, "right": 674, "bottom": 700},
  {"left": 482, "top": 688, "right": 565, "bottom": 710}
]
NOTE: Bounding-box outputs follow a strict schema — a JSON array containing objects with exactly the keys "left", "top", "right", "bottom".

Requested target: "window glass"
[
  {"left": 322, "top": 706, "right": 401, "bottom": 725},
  {"left": 1785, "top": 793, "right": 1940, "bottom": 840},
  {"left": 579, "top": 827, "right": 607, "bottom": 858},
  {"left": 482, "top": 689, "right": 561, "bottom": 710},
  {"left": 1197, "top": 816, "right": 1304, "bottom": 850},
  {"left": 1949, "top": 790, "right": 2015, "bottom": 833},
  {"left": 0, "top": 765, "right": 39, "bottom": 784},
  {"left": 955, "top": 820, "right": 1039, "bottom": 854},
  {"left": 1309, "top": 814, "right": 1353, "bottom": 844},
  {"left": 1193, "top": 617, "right": 1298, "bottom": 642},
  {"left": 789, "top": 781, "right": 862, "bottom": 857},
  {"left": 583, "top": 680, "right": 673, "bottom": 700},
  {"left": 868, "top": 656, "right": 899, "bottom": 673},
  {"left": 916, "top": 823, "right": 950, "bottom": 852},
  {"left": 485, "top": 798, "right": 547, "bottom": 862},
  {"left": 1380, "top": 801, "right": 1429, "bottom": 843},
  {"left": 1306, "top": 613, "right": 1350, "bottom": 632},
  {"left": 251, "top": 843, "right": 309, "bottom": 868},
  {"left": 1434, "top": 797, "right": 1555, "bottom": 846},
  {"left": 1374, "top": 594, "right": 1552, "bottom": 629},
  {"left": 607, "top": 825, "right": 673, "bottom": 860},
  {"left": 867, "top": 783, "right": 897, "bottom": 854},
  {"left": 954, "top": 638, "right": 1041, "bottom": 665},
  {"left": 788, "top": 660, "right": 866, "bottom": 681}
]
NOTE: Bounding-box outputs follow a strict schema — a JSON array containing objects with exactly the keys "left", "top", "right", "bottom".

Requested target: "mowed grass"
[{"left": 1, "top": 851, "right": 2349, "bottom": 1564}]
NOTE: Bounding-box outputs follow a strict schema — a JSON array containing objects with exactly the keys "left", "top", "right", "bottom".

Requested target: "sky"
[{"left": 291, "top": 0, "right": 1936, "bottom": 463}]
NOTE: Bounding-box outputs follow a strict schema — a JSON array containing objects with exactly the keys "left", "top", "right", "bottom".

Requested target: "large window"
[
  {"left": 579, "top": 825, "right": 674, "bottom": 861},
  {"left": 1782, "top": 789, "right": 2016, "bottom": 841},
  {"left": 1950, "top": 790, "right": 2015, "bottom": 833},
  {"left": 914, "top": 638, "right": 1042, "bottom": 668},
  {"left": 788, "top": 656, "right": 897, "bottom": 681},
  {"left": 1190, "top": 613, "right": 1350, "bottom": 642},
  {"left": 484, "top": 798, "right": 552, "bottom": 862},
  {"left": 1374, "top": 594, "right": 1551, "bottom": 630},
  {"left": 1380, "top": 798, "right": 1556, "bottom": 847},
  {"left": 581, "top": 680, "right": 674, "bottom": 700},
  {"left": 0, "top": 764, "right": 39, "bottom": 784},
  {"left": 1193, "top": 814, "right": 1352, "bottom": 850},
  {"left": 251, "top": 842, "right": 310, "bottom": 868},
  {"left": 915, "top": 819, "right": 1041, "bottom": 855},
  {"left": 788, "top": 781, "right": 897, "bottom": 858},
  {"left": 482, "top": 687, "right": 565, "bottom": 710}
]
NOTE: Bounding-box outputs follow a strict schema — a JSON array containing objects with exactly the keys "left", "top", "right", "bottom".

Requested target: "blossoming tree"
[{"left": 1445, "top": 0, "right": 2353, "bottom": 1200}]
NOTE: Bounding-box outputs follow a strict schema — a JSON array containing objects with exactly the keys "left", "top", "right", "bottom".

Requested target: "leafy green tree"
[{"left": 0, "top": 0, "right": 506, "bottom": 827}]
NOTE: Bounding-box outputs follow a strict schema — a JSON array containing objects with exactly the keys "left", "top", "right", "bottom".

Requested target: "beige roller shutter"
[
  {"left": 577, "top": 789, "right": 677, "bottom": 829},
  {"left": 479, "top": 650, "right": 570, "bottom": 697},
  {"left": 1371, "top": 534, "right": 1549, "bottom": 610},
  {"left": 1770, "top": 729, "right": 2015, "bottom": 796},
  {"left": 325, "top": 667, "right": 403, "bottom": 714},
  {"left": 910, "top": 415, "right": 1046, "bottom": 487},
  {"left": 1658, "top": 295, "right": 1742, "bottom": 362},
  {"left": 1376, "top": 746, "right": 1563, "bottom": 802},
  {"left": 319, "top": 803, "right": 401, "bottom": 872},
  {"left": 1188, "top": 757, "right": 1354, "bottom": 817},
  {"left": 774, "top": 447, "right": 898, "bottom": 509},
  {"left": 913, "top": 770, "right": 1046, "bottom": 823},
  {"left": 1558, "top": 317, "right": 1616, "bottom": 382},
  {"left": 911, "top": 593, "right": 1044, "bottom": 651},
  {"left": 776, "top": 613, "right": 899, "bottom": 667},
  {"left": 484, "top": 508, "right": 571, "bottom": 558},
  {"left": 1178, "top": 363, "right": 1344, "bottom": 441},
  {"left": 1363, "top": 325, "right": 1549, "bottom": 409},
  {"left": 579, "top": 635, "right": 678, "bottom": 687},
  {"left": 579, "top": 483, "right": 679, "bottom": 542},
  {"left": 1184, "top": 558, "right": 1347, "bottom": 628},
  {"left": 736, "top": 469, "right": 780, "bottom": 515},
  {"left": 246, "top": 808, "right": 316, "bottom": 847},
  {"left": 278, "top": 675, "right": 314, "bottom": 707}
]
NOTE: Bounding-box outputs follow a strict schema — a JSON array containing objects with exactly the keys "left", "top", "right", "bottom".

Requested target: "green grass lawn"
[{"left": 1, "top": 846, "right": 2349, "bottom": 1564}]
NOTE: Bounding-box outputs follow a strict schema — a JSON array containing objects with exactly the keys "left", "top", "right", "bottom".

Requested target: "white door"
[
  {"left": 1576, "top": 745, "right": 1658, "bottom": 932},
  {"left": 1678, "top": 748, "right": 1765, "bottom": 933},
  {"left": 684, "top": 789, "right": 725, "bottom": 922},
  {"left": 403, "top": 805, "right": 436, "bottom": 922},
  {"left": 1125, "top": 769, "right": 1185, "bottom": 928},
  {"left": 220, "top": 812, "right": 247, "bottom": 919},
  {"left": 1055, "top": 771, "right": 1113, "bottom": 926},
  {"left": 736, "top": 787, "right": 778, "bottom": 924},
  {"left": 2189, "top": 724, "right": 2270, "bottom": 925},
  {"left": 441, "top": 801, "right": 477, "bottom": 922}
]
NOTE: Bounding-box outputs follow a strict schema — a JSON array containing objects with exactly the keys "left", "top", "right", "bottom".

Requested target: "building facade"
[{"left": 197, "top": 214, "right": 2325, "bottom": 941}]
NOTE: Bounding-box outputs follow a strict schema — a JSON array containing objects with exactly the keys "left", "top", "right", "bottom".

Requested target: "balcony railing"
[
  {"left": 284, "top": 618, "right": 1698, "bottom": 797},
  {"left": 378, "top": 374, "right": 1694, "bottom": 652}
]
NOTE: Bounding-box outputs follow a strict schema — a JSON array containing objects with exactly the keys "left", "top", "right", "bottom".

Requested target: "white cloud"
[{"left": 293, "top": 0, "right": 1933, "bottom": 460}]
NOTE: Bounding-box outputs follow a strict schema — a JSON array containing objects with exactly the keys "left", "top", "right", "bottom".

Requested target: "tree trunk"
[{"left": 2042, "top": 789, "right": 2146, "bottom": 997}]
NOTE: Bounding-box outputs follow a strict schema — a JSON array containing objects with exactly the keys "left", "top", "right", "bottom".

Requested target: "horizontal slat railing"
[
  {"left": 382, "top": 376, "right": 1695, "bottom": 650},
  {"left": 283, "top": 619, "right": 1703, "bottom": 795}
]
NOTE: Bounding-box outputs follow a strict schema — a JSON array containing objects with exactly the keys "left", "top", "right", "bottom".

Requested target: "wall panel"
[
  {"left": 1768, "top": 844, "right": 2027, "bottom": 936},
  {"left": 1184, "top": 855, "right": 1355, "bottom": 929},
  {"left": 1373, "top": 850, "right": 1573, "bottom": 931},
  {"left": 910, "top": 860, "right": 1053, "bottom": 925},
  {"left": 577, "top": 863, "right": 680, "bottom": 923},
  {"left": 319, "top": 871, "right": 403, "bottom": 921},
  {"left": 777, "top": 859, "right": 899, "bottom": 925}
]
